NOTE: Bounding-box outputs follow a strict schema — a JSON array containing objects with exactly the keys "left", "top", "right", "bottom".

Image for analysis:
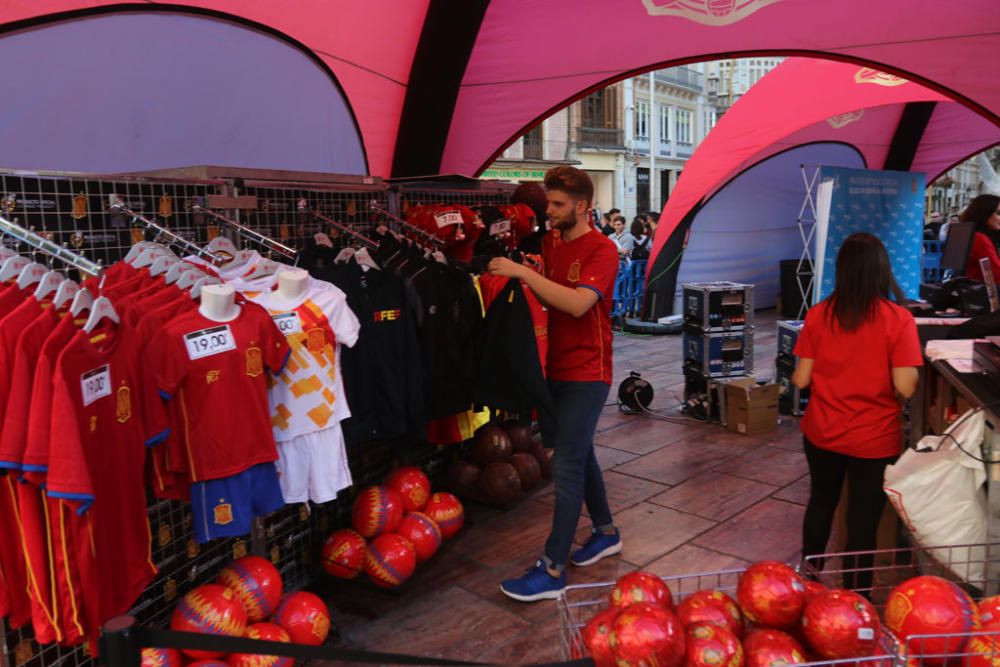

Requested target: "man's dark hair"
[
  {"left": 544, "top": 166, "right": 594, "bottom": 208},
  {"left": 629, "top": 220, "right": 645, "bottom": 237},
  {"left": 608, "top": 208, "right": 621, "bottom": 216},
  {"left": 828, "top": 232, "right": 905, "bottom": 332},
  {"left": 602, "top": 212, "right": 611, "bottom": 222},
  {"left": 959, "top": 194, "right": 1000, "bottom": 235}
]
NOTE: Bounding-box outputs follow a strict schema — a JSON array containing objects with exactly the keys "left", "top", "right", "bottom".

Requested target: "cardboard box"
[{"left": 724, "top": 378, "right": 781, "bottom": 436}]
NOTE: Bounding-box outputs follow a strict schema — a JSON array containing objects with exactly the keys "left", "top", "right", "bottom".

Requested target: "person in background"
[
  {"left": 792, "top": 232, "right": 921, "bottom": 593},
  {"left": 938, "top": 213, "right": 960, "bottom": 242},
  {"left": 630, "top": 219, "right": 651, "bottom": 261},
  {"left": 598, "top": 212, "right": 614, "bottom": 236},
  {"left": 609, "top": 216, "right": 634, "bottom": 261},
  {"left": 487, "top": 166, "right": 621, "bottom": 602},
  {"left": 923, "top": 211, "right": 943, "bottom": 240},
  {"left": 959, "top": 194, "right": 1000, "bottom": 281},
  {"left": 603, "top": 208, "right": 621, "bottom": 236},
  {"left": 513, "top": 181, "right": 550, "bottom": 255}
]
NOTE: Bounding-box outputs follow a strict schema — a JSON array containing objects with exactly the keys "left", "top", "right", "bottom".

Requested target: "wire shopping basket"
[{"left": 557, "top": 565, "right": 897, "bottom": 665}]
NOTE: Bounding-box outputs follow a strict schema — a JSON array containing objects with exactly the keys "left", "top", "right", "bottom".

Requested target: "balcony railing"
[
  {"left": 578, "top": 127, "right": 625, "bottom": 149},
  {"left": 654, "top": 67, "right": 704, "bottom": 91},
  {"left": 523, "top": 135, "right": 543, "bottom": 160}
]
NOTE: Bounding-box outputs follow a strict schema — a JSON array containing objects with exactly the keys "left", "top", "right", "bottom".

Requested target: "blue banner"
[{"left": 815, "top": 166, "right": 925, "bottom": 302}]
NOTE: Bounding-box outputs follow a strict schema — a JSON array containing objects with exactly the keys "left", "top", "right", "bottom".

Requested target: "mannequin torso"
[{"left": 199, "top": 283, "right": 240, "bottom": 322}]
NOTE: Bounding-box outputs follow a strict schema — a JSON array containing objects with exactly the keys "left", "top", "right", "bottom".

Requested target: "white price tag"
[
  {"left": 272, "top": 312, "right": 303, "bottom": 336},
  {"left": 857, "top": 628, "right": 875, "bottom": 640},
  {"left": 489, "top": 219, "right": 512, "bottom": 236},
  {"left": 184, "top": 325, "right": 237, "bottom": 360},
  {"left": 434, "top": 211, "right": 463, "bottom": 228},
  {"left": 81, "top": 365, "right": 111, "bottom": 406}
]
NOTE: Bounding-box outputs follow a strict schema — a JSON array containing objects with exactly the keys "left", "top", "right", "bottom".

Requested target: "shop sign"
[{"left": 480, "top": 168, "right": 547, "bottom": 181}]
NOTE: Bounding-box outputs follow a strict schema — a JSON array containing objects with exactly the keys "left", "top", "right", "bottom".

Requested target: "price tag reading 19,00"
[
  {"left": 81, "top": 364, "right": 112, "bottom": 406},
  {"left": 184, "top": 325, "right": 237, "bottom": 360},
  {"left": 272, "top": 312, "right": 303, "bottom": 336}
]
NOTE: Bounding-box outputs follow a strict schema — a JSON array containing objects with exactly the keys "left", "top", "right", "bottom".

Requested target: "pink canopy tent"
[
  {"left": 643, "top": 57, "right": 1000, "bottom": 317},
  {"left": 1, "top": 1, "right": 998, "bottom": 178}
]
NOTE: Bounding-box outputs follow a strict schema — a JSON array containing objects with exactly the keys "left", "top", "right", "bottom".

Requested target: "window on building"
[
  {"left": 523, "top": 124, "right": 543, "bottom": 160},
  {"left": 635, "top": 100, "right": 650, "bottom": 139},
  {"left": 675, "top": 108, "right": 692, "bottom": 144},
  {"left": 659, "top": 105, "right": 670, "bottom": 143}
]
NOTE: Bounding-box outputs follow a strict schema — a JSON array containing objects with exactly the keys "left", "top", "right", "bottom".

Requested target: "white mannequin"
[
  {"left": 272, "top": 268, "right": 309, "bottom": 307},
  {"left": 199, "top": 283, "right": 240, "bottom": 322}
]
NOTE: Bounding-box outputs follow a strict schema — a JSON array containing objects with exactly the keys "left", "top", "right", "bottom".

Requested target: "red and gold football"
[
  {"left": 227, "top": 622, "right": 292, "bottom": 667},
  {"left": 978, "top": 595, "right": 1000, "bottom": 632},
  {"left": 140, "top": 647, "right": 183, "bottom": 667},
  {"left": 677, "top": 590, "right": 744, "bottom": 637},
  {"left": 609, "top": 602, "right": 686, "bottom": 667},
  {"left": 743, "top": 629, "right": 806, "bottom": 667},
  {"left": 610, "top": 571, "right": 674, "bottom": 611},
  {"left": 170, "top": 584, "right": 248, "bottom": 660},
  {"left": 273, "top": 591, "right": 330, "bottom": 647},
  {"left": 216, "top": 555, "right": 284, "bottom": 623},
  {"left": 801, "top": 589, "right": 879, "bottom": 659},
  {"left": 423, "top": 492, "right": 464, "bottom": 539},
  {"left": 385, "top": 466, "right": 431, "bottom": 512},
  {"left": 365, "top": 533, "right": 418, "bottom": 588},
  {"left": 685, "top": 622, "right": 744, "bottom": 667},
  {"left": 885, "top": 575, "right": 977, "bottom": 665},
  {"left": 737, "top": 561, "right": 806, "bottom": 629},
  {"left": 962, "top": 634, "right": 1000, "bottom": 667},
  {"left": 351, "top": 485, "right": 404, "bottom": 538},
  {"left": 321, "top": 529, "right": 367, "bottom": 579},
  {"left": 582, "top": 607, "right": 620, "bottom": 667},
  {"left": 396, "top": 512, "right": 442, "bottom": 563}
]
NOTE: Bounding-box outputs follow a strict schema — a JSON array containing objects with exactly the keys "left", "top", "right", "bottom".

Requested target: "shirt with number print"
[
  {"left": 146, "top": 302, "right": 290, "bottom": 482},
  {"left": 248, "top": 280, "right": 360, "bottom": 441}
]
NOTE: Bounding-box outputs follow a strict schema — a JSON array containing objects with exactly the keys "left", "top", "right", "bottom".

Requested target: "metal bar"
[
  {"left": 192, "top": 205, "right": 298, "bottom": 259},
  {"left": 110, "top": 203, "right": 222, "bottom": 264},
  {"left": 309, "top": 210, "right": 377, "bottom": 249},
  {"left": 369, "top": 200, "right": 445, "bottom": 246},
  {"left": 0, "top": 214, "right": 103, "bottom": 276}
]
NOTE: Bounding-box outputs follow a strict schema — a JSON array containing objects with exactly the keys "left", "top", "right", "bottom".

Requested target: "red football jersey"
[
  {"left": 795, "top": 299, "right": 924, "bottom": 458},
  {"left": 146, "top": 303, "right": 290, "bottom": 481},
  {"left": 46, "top": 324, "right": 157, "bottom": 643},
  {"left": 542, "top": 229, "right": 618, "bottom": 384}
]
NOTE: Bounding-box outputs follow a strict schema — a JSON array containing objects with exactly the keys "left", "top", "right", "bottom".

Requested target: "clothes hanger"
[
  {"left": 353, "top": 247, "right": 380, "bottom": 272},
  {"left": 70, "top": 286, "right": 94, "bottom": 316},
  {"left": 148, "top": 254, "right": 178, "bottom": 277},
  {"left": 131, "top": 245, "right": 170, "bottom": 269},
  {"left": 241, "top": 258, "right": 282, "bottom": 282},
  {"left": 83, "top": 295, "right": 119, "bottom": 333},
  {"left": 123, "top": 240, "right": 157, "bottom": 264},
  {"left": 176, "top": 267, "right": 206, "bottom": 291},
  {"left": 33, "top": 268, "right": 65, "bottom": 301},
  {"left": 165, "top": 261, "right": 196, "bottom": 285},
  {"left": 335, "top": 246, "right": 358, "bottom": 264},
  {"left": 0, "top": 245, "right": 14, "bottom": 260},
  {"left": 0, "top": 255, "right": 29, "bottom": 283},
  {"left": 314, "top": 232, "right": 334, "bottom": 248},
  {"left": 206, "top": 236, "right": 239, "bottom": 262},
  {"left": 53, "top": 279, "right": 80, "bottom": 310},
  {"left": 16, "top": 261, "right": 47, "bottom": 290},
  {"left": 191, "top": 275, "right": 221, "bottom": 300}
]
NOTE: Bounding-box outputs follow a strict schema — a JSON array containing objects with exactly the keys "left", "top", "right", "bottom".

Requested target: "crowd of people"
[{"left": 598, "top": 209, "right": 657, "bottom": 263}]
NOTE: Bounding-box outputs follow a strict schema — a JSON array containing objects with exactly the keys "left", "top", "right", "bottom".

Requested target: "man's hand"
[{"left": 488, "top": 257, "right": 527, "bottom": 279}]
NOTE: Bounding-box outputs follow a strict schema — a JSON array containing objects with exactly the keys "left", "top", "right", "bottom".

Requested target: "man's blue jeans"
[{"left": 540, "top": 379, "right": 614, "bottom": 570}]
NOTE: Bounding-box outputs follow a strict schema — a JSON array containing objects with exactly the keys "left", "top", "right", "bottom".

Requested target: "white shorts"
[{"left": 274, "top": 425, "right": 352, "bottom": 504}]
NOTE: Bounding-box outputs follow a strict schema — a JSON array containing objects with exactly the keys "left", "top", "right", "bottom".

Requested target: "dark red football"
[
  {"left": 448, "top": 458, "right": 482, "bottom": 495},
  {"left": 509, "top": 452, "right": 542, "bottom": 491},
  {"left": 501, "top": 420, "right": 533, "bottom": 453},
  {"left": 479, "top": 462, "right": 522, "bottom": 505},
  {"left": 471, "top": 423, "right": 513, "bottom": 466}
]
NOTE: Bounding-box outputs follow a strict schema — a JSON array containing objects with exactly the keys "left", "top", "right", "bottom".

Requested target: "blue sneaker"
[
  {"left": 571, "top": 529, "right": 623, "bottom": 566},
  {"left": 500, "top": 560, "right": 567, "bottom": 602}
]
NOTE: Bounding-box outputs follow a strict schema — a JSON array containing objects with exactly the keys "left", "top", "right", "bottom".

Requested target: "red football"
[
  {"left": 964, "top": 634, "right": 1000, "bottom": 667},
  {"left": 423, "top": 492, "right": 465, "bottom": 539},
  {"left": 611, "top": 571, "right": 674, "bottom": 610},
  {"left": 385, "top": 466, "right": 432, "bottom": 512},
  {"left": 743, "top": 629, "right": 807, "bottom": 667},
  {"left": 978, "top": 595, "right": 1000, "bottom": 631},
  {"left": 801, "top": 589, "right": 880, "bottom": 659},
  {"left": 684, "top": 622, "right": 744, "bottom": 667},
  {"left": 170, "top": 584, "right": 248, "bottom": 660},
  {"left": 216, "top": 555, "right": 284, "bottom": 623},
  {"left": 351, "top": 485, "right": 404, "bottom": 538},
  {"left": 677, "top": 589, "right": 744, "bottom": 637},
  {"left": 321, "top": 529, "right": 367, "bottom": 579},
  {"left": 273, "top": 591, "right": 330, "bottom": 646},
  {"left": 885, "top": 575, "right": 977, "bottom": 665},
  {"left": 365, "top": 533, "right": 418, "bottom": 588},
  {"left": 140, "top": 647, "right": 183, "bottom": 667},
  {"left": 396, "top": 512, "right": 442, "bottom": 563},
  {"left": 227, "top": 622, "right": 292, "bottom": 667},
  {"left": 737, "top": 561, "right": 806, "bottom": 629},
  {"left": 609, "top": 602, "right": 686, "bottom": 667},
  {"left": 582, "top": 607, "right": 620, "bottom": 667}
]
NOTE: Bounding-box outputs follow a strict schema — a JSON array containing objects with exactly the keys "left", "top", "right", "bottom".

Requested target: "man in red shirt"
[{"left": 488, "top": 166, "right": 621, "bottom": 601}]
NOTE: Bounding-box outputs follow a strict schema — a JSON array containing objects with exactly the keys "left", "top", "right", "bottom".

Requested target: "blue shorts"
[{"left": 191, "top": 462, "right": 284, "bottom": 543}]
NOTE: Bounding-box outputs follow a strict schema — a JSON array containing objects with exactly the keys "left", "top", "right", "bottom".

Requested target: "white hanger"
[
  {"left": 432, "top": 250, "right": 448, "bottom": 265},
  {"left": 33, "top": 269, "right": 65, "bottom": 301},
  {"left": 353, "top": 247, "right": 381, "bottom": 272},
  {"left": 131, "top": 245, "right": 169, "bottom": 269},
  {"left": 124, "top": 241, "right": 156, "bottom": 264},
  {"left": 242, "top": 258, "right": 281, "bottom": 282},
  {"left": 207, "top": 236, "right": 239, "bottom": 264},
  {"left": 148, "top": 254, "right": 177, "bottom": 277},
  {"left": 314, "top": 232, "right": 334, "bottom": 248},
  {"left": 0, "top": 246, "right": 15, "bottom": 260},
  {"left": 83, "top": 295, "right": 119, "bottom": 333},
  {"left": 53, "top": 279, "right": 79, "bottom": 310},
  {"left": 165, "top": 261, "right": 195, "bottom": 285},
  {"left": 177, "top": 267, "right": 206, "bottom": 291},
  {"left": 222, "top": 249, "right": 258, "bottom": 273},
  {"left": 0, "top": 255, "right": 29, "bottom": 283},
  {"left": 70, "top": 287, "right": 94, "bottom": 316},
  {"left": 16, "top": 262, "right": 47, "bottom": 290},
  {"left": 334, "top": 247, "right": 357, "bottom": 263},
  {"left": 191, "top": 275, "right": 221, "bottom": 300}
]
